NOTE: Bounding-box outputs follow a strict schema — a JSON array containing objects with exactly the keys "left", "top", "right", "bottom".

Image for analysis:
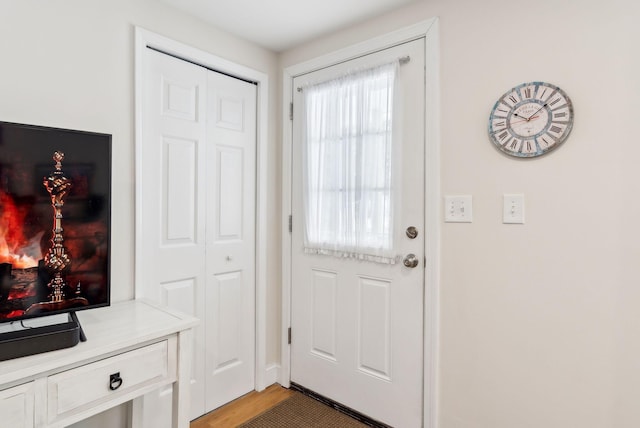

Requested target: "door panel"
[
  {"left": 357, "top": 276, "right": 391, "bottom": 380},
  {"left": 310, "top": 269, "right": 337, "bottom": 360},
  {"left": 216, "top": 147, "right": 244, "bottom": 237},
  {"left": 211, "top": 271, "right": 243, "bottom": 369},
  {"left": 291, "top": 39, "right": 425, "bottom": 428},
  {"left": 163, "top": 137, "right": 198, "bottom": 242},
  {"left": 204, "top": 71, "right": 256, "bottom": 412},
  {"left": 141, "top": 49, "right": 207, "bottom": 421}
]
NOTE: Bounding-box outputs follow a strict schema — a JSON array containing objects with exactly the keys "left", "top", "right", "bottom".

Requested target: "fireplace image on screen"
[{"left": 0, "top": 122, "right": 111, "bottom": 324}]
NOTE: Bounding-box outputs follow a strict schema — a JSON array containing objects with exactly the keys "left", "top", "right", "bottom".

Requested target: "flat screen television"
[{"left": 0, "top": 121, "right": 111, "bottom": 324}]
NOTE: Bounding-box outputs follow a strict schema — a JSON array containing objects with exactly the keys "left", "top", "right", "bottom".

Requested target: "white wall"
[
  {"left": 281, "top": 0, "right": 640, "bottom": 427},
  {"left": 0, "top": 1, "right": 281, "bottom": 426},
  {"left": 4, "top": 0, "right": 639, "bottom": 425}
]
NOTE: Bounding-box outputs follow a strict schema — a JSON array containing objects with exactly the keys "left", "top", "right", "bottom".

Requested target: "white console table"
[{"left": 0, "top": 300, "right": 198, "bottom": 428}]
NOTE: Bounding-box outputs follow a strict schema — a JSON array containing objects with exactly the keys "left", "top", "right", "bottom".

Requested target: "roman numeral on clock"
[
  {"left": 539, "top": 135, "right": 554, "bottom": 147},
  {"left": 507, "top": 138, "right": 520, "bottom": 150},
  {"left": 549, "top": 125, "right": 562, "bottom": 134},
  {"left": 539, "top": 88, "right": 547, "bottom": 100}
]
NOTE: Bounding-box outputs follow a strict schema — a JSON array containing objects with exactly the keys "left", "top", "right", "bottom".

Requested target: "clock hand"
[
  {"left": 525, "top": 103, "right": 547, "bottom": 120},
  {"left": 512, "top": 115, "right": 539, "bottom": 124},
  {"left": 491, "top": 115, "right": 540, "bottom": 134}
]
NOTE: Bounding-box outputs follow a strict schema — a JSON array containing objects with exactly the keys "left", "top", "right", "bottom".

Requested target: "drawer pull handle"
[{"left": 109, "top": 372, "right": 123, "bottom": 391}]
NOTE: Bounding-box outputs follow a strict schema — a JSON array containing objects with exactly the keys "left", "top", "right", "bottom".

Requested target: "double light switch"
[
  {"left": 444, "top": 195, "right": 472, "bottom": 223},
  {"left": 444, "top": 194, "right": 525, "bottom": 224}
]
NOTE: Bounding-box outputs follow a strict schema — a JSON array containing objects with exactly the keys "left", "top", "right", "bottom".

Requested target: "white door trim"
[
  {"left": 134, "top": 26, "right": 270, "bottom": 392},
  {"left": 281, "top": 18, "right": 441, "bottom": 428}
]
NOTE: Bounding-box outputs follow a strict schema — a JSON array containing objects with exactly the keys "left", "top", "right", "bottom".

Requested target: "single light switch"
[
  {"left": 503, "top": 194, "right": 525, "bottom": 224},
  {"left": 445, "top": 195, "right": 473, "bottom": 223}
]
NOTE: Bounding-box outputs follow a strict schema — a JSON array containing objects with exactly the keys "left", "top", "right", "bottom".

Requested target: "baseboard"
[{"left": 265, "top": 363, "right": 280, "bottom": 387}]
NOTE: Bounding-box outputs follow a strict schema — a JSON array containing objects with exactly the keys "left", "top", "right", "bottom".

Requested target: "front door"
[{"left": 290, "top": 38, "right": 425, "bottom": 427}]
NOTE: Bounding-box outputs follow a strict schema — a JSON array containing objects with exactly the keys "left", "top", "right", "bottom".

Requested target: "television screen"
[{"left": 0, "top": 121, "right": 111, "bottom": 322}]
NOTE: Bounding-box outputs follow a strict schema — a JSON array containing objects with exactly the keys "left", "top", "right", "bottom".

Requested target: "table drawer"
[
  {"left": 0, "top": 382, "right": 34, "bottom": 428},
  {"left": 48, "top": 340, "right": 171, "bottom": 421}
]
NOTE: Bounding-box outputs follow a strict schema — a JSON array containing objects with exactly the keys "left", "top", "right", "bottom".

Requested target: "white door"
[
  {"left": 138, "top": 48, "right": 256, "bottom": 422},
  {"left": 204, "top": 71, "right": 256, "bottom": 410},
  {"left": 290, "top": 39, "right": 425, "bottom": 427}
]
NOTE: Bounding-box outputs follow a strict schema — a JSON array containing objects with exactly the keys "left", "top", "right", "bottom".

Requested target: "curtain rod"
[{"left": 296, "top": 56, "right": 410, "bottom": 92}]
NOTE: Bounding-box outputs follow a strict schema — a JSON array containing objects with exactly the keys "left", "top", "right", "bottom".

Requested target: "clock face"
[{"left": 488, "top": 82, "right": 574, "bottom": 157}]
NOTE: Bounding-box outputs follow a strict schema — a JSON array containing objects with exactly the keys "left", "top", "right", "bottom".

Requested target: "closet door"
[
  {"left": 204, "top": 70, "right": 257, "bottom": 412},
  {"left": 139, "top": 48, "right": 208, "bottom": 421},
  {"left": 138, "top": 48, "right": 256, "bottom": 422}
]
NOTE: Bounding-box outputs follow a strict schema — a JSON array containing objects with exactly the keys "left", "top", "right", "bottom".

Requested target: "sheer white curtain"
[{"left": 301, "top": 62, "right": 399, "bottom": 264}]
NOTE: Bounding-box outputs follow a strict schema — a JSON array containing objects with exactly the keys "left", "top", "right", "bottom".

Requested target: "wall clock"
[{"left": 488, "top": 81, "right": 574, "bottom": 158}]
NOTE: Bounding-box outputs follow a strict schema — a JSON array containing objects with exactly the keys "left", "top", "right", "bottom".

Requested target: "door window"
[{"left": 301, "top": 62, "right": 399, "bottom": 264}]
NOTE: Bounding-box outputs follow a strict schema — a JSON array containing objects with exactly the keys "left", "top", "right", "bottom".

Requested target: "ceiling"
[{"left": 159, "top": 0, "right": 419, "bottom": 52}]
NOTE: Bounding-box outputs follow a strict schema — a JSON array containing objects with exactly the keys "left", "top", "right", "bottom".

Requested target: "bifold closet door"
[
  {"left": 138, "top": 47, "right": 256, "bottom": 424},
  {"left": 204, "top": 67, "right": 257, "bottom": 413}
]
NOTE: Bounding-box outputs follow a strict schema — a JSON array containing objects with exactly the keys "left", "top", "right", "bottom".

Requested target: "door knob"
[{"left": 403, "top": 253, "right": 419, "bottom": 268}]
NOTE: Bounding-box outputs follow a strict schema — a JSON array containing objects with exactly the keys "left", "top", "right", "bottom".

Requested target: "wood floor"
[{"left": 190, "top": 385, "right": 295, "bottom": 428}]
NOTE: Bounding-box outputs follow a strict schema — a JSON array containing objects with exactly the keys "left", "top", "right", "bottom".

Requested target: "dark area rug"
[{"left": 239, "top": 392, "right": 368, "bottom": 428}]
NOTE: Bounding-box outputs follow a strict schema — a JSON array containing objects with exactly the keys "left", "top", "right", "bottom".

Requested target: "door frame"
[
  {"left": 134, "top": 27, "right": 271, "bottom": 392},
  {"left": 281, "top": 18, "right": 441, "bottom": 428}
]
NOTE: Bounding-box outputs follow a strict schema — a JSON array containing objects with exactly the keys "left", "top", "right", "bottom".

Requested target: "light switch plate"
[
  {"left": 444, "top": 195, "right": 473, "bottom": 223},
  {"left": 503, "top": 194, "right": 525, "bottom": 224}
]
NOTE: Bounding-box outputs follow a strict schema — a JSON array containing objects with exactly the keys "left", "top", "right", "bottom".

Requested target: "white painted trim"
[
  {"left": 280, "top": 73, "right": 293, "bottom": 389},
  {"left": 280, "top": 18, "right": 441, "bottom": 428},
  {"left": 264, "top": 363, "right": 280, "bottom": 387},
  {"left": 133, "top": 27, "right": 270, "bottom": 394},
  {"left": 423, "top": 18, "right": 441, "bottom": 428}
]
